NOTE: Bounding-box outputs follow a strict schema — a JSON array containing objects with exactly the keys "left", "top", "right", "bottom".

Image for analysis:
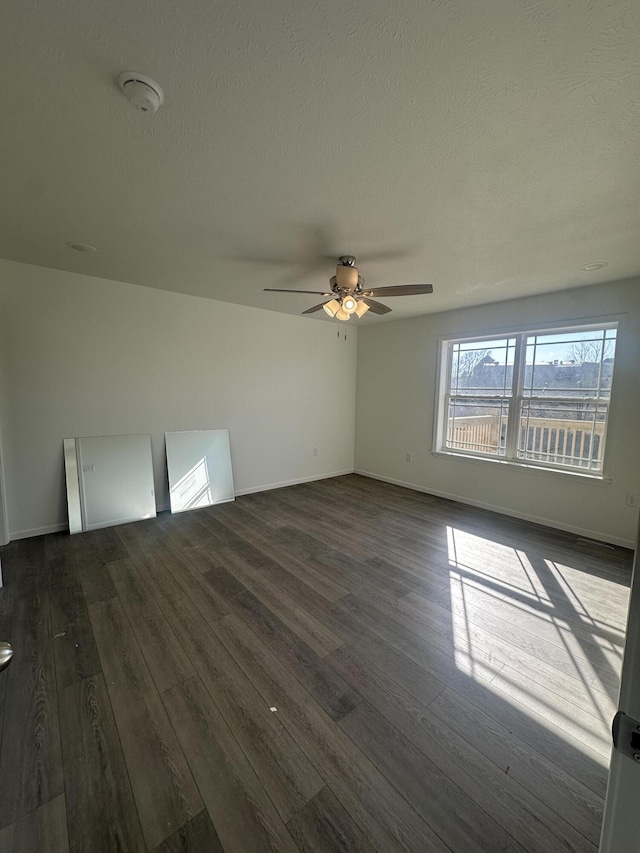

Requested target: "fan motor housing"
[{"left": 335, "top": 264, "right": 359, "bottom": 291}]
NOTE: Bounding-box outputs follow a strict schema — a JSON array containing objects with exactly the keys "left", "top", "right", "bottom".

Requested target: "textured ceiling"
[{"left": 1, "top": 0, "right": 639, "bottom": 322}]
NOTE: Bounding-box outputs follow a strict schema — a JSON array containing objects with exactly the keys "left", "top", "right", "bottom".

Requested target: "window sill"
[{"left": 430, "top": 450, "right": 612, "bottom": 484}]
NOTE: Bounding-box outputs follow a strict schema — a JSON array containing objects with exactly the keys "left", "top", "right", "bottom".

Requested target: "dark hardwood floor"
[{"left": 0, "top": 474, "right": 632, "bottom": 852}]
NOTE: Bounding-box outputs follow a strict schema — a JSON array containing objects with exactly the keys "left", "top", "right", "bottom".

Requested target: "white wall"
[
  {"left": 355, "top": 279, "right": 640, "bottom": 548},
  {"left": 0, "top": 259, "right": 357, "bottom": 539}
]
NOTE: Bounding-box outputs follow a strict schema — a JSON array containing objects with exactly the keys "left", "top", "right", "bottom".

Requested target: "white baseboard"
[
  {"left": 6, "top": 471, "right": 355, "bottom": 540},
  {"left": 354, "top": 469, "right": 636, "bottom": 550},
  {"left": 10, "top": 522, "right": 68, "bottom": 540},
  {"left": 235, "top": 469, "right": 354, "bottom": 497}
]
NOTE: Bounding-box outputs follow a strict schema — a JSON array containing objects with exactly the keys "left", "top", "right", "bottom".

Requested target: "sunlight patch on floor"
[{"left": 446, "top": 525, "right": 628, "bottom": 758}]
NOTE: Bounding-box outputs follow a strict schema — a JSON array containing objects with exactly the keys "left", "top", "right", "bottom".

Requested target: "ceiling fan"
[{"left": 264, "top": 255, "right": 433, "bottom": 320}]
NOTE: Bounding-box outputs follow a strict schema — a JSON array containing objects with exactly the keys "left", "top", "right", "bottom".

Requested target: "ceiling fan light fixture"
[
  {"left": 322, "top": 298, "right": 341, "bottom": 317},
  {"left": 342, "top": 295, "right": 358, "bottom": 315},
  {"left": 263, "top": 253, "right": 434, "bottom": 319}
]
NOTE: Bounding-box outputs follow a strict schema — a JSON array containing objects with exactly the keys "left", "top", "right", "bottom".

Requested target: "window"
[{"left": 436, "top": 323, "right": 617, "bottom": 474}]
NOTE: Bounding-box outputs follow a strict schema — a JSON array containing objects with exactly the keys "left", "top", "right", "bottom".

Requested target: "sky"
[{"left": 456, "top": 329, "right": 617, "bottom": 366}]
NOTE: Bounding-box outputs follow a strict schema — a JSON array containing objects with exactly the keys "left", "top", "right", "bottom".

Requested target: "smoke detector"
[{"left": 118, "top": 72, "right": 164, "bottom": 113}]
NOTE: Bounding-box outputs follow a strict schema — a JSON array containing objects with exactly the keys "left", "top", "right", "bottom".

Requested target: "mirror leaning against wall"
[
  {"left": 165, "top": 429, "right": 234, "bottom": 514},
  {"left": 63, "top": 434, "right": 156, "bottom": 534}
]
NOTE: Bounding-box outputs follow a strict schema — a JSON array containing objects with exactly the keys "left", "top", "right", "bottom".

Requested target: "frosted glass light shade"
[
  {"left": 342, "top": 295, "right": 357, "bottom": 315},
  {"left": 355, "top": 300, "right": 370, "bottom": 317},
  {"left": 335, "top": 307, "right": 350, "bottom": 321},
  {"left": 323, "top": 299, "right": 340, "bottom": 317}
]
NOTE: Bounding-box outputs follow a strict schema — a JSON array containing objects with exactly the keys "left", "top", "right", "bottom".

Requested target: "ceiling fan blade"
[
  {"left": 360, "top": 247, "right": 409, "bottom": 263},
  {"left": 319, "top": 247, "right": 408, "bottom": 264},
  {"left": 264, "top": 288, "right": 332, "bottom": 295},
  {"left": 234, "top": 255, "right": 294, "bottom": 266},
  {"left": 361, "top": 284, "right": 434, "bottom": 298},
  {"left": 360, "top": 297, "right": 392, "bottom": 315},
  {"left": 301, "top": 302, "right": 328, "bottom": 315}
]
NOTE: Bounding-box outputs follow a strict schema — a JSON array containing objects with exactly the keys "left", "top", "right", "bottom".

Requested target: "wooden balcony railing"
[{"left": 447, "top": 415, "right": 606, "bottom": 468}]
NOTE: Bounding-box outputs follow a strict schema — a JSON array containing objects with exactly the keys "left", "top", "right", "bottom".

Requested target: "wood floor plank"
[
  {"left": 479, "top": 678, "right": 609, "bottom": 792},
  {"left": 75, "top": 552, "right": 118, "bottom": 605},
  {"left": 336, "top": 661, "right": 597, "bottom": 853},
  {"left": 212, "top": 611, "right": 453, "bottom": 853},
  {"left": 202, "top": 562, "right": 247, "bottom": 601},
  {"left": 108, "top": 558, "right": 195, "bottom": 693},
  {"left": 220, "top": 546, "right": 344, "bottom": 657},
  {"left": 334, "top": 592, "right": 505, "bottom": 683},
  {"left": 159, "top": 544, "right": 231, "bottom": 624},
  {"left": 426, "top": 525, "right": 628, "bottom": 626},
  {"left": 497, "top": 662, "right": 615, "bottom": 727},
  {"left": 162, "top": 676, "right": 300, "bottom": 852},
  {"left": 89, "top": 597, "right": 203, "bottom": 849},
  {"left": 0, "top": 474, "right": 630, "bottom": 853},
  {"left": 214, "top": 493, "right": 289, "bottom": 532},
  {"left": 328, "top": 593, "right": 610, "bottom": 798},
  {"left": 286, "top": 786, "right": 376, "bottom": 853},
  {"left": 381, "top": 582, "right": 619, "bottom": 718},
  {"left": 0, "top": 537, "right": 47, "bottom": 598},
  {"left": 329, "top": 626, "right": 448, "bottom": 710},
  {"left": 122, "top": 547, "right": 186, "bottom": 602},
  {"left": 157, "top": 511, "right": 218, "bottom": 549},
  {"left": 75, "top": 526, "right": 128, "bottom": 566},
  {"left": 0, "top": 593, "right": 63, "bottom": 829},
  {"left": 0, "top": 793, "right": 69, "bottom": 853},
  {"left": 489, "top": 667, "right": 611, "bottom": 757},
  {"left": 59, "top": 673, "right": 146, "bottom": 853},
  {"left": 48, "top": 554, "right": 101, "bottom": 689},
  {"left": 115, "top": 519, "right": 177, "bottom": 562},
  {"left": 359, "top": 584, "right": 621, "bottom": 706},
  {"left": 261, "top": 542, "right": 351, "bottom": 603},
  {"left": 311, "top": 550, "right": 418, "bottom": 599},
  {"left": 231, "top": 588, "right": 363, "bottom": 721},
  {"left": 340, "top": 700, "right": 526, "bottom": 853},
  {"left": 429, "top": 687, "right": 605, "bottom": 847},
  {"left": 401, "top": 589, "right": 622, "bottom": 696},
  {"left": 254, "top": 489, "right": 378, "bottom": 562},
  {"left": 187, "top": 510, "right": 253, "bottom": 549},
  {"left": 222, "top": 538, "right": 346, "bottom": 615},
  {"left": 401, "top": 574, "right": 625, "bottom": 668},
  {"left": 408, "top": 577, "right": 625, "bottom": 658},
  {"left": 180, "top": 542, "right": 232, "bottom": 575},
  {"left": 158, "top": 592, "right": 324, "bottom": 823},
  {"left": 229, "top": 524, "right": 351, "bottom": 602},
  {"left": 151, "top": 809, "right": 223, "bottom": 853}
]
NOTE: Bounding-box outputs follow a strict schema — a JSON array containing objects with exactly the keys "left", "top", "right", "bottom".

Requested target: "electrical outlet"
[
  {"left": 312, "top": 448, "right": 319, "bottom": 457},
  {"left": 626, "top": 493, "right": 639, "bottom": 508},
  {"left": 82, "top": 464, "right": 96, "bottom": 473},
  {"left": 406, "top": 452, "right": 413, "bottom": 462}
]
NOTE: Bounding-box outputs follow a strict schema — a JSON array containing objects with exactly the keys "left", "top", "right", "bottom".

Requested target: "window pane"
[
  {"left": 523, "top": 329, "right": 616, "bottom": 399},
  {"left": 446, "top": 398, "right": 510, "bottom": 455},
  {"left": 449, "top": 338, "right": 515, "bottom": 395},
  {"left": 517, "top": 400, "right": 608, "bottom": 470},
  {"left": 440, "top": 324, "right": 617, "bottom": 474}
]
